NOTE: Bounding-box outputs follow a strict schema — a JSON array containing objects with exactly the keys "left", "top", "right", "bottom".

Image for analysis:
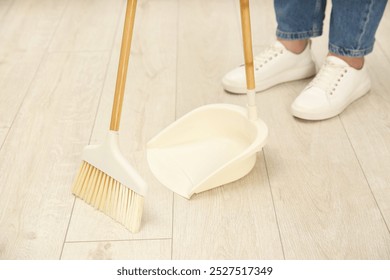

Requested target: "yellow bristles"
[{"left": 72, "top": 161, "right": 144, "bottom": 233}]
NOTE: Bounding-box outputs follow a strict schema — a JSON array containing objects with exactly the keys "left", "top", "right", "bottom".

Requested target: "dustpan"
[{"left": 147, "top": 0, "right": 268, "bottom": 199}]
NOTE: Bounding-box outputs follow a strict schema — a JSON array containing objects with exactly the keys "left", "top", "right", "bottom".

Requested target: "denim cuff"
[
  {"left": 276, "top": 29, "right": 322, "bottom": 40},
  {"left": 328, "top": 42, "right": 374, "bottom": 57}
]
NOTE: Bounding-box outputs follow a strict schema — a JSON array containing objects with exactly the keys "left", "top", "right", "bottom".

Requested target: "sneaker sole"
[
  {"left": 223, "top": 63, "right": 317, "bottom": 94},
  {"left": 291, "top": 81, "right": 371, "bottom": 121}
]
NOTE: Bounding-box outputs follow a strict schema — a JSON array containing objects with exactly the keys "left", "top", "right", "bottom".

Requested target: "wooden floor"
[{"left": 1, "top": 0, "right": 390, "bottom": 260}]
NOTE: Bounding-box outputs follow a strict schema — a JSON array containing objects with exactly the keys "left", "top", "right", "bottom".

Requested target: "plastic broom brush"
[{"left": 72, "top": 0, "right": 147, "bottom": 233}]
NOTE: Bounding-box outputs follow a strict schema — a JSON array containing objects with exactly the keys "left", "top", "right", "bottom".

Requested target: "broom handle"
[
  {"left": 110, "top": 0, "right": 137, "bottom": 131},
  {"left": 240, "top": 0, "right": 258, "bottom": 121}
]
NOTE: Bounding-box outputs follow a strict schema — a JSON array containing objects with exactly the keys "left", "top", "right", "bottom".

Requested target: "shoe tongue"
[{"left": 326, "top": 56, "right": 349, "bottom": 67}]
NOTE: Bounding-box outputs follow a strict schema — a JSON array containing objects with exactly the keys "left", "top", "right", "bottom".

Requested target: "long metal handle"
[
  {"left": 240, "top": 0, "right": 258, "bottom": 121},
  {"left": 110, "top": 0, "right": 137, "bottom": 131}
]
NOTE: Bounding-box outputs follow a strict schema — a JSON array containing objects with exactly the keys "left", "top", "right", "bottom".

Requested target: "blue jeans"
[{"left": 275, "top": 0, "right": 388, "bottom": 56}]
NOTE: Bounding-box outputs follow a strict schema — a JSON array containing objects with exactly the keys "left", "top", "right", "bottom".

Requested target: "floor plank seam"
[
  {"left": 262, "top": 150, "right": 286, "bottom": 260},
  {"left": 173, "top": 0, "right": 180, "bottom": 122},
  {"left": 339, "top": 118, "right": 390, "bottom": 236},
  {"left": 170, "top": 193, "right": 175, "bottom": 260},
  {"left": 0, "top": 0, "right": 73, "bottom": 154},
  {"left": 170, "top": 0, "right": 180, "bottom": 260},
  {"left": 47, "top": 49, "right": 114, "bottom": 55},
  {"left": 59, "top": 197, "right": 77, "bottom": 260},
  {"left": 376, "top": 39, "right": 390, "bottom": 65},
  {"left": 378, "top": 42, "right": 390, "bottom": 85},
  {"left": 0, "top": 0, "right": 15, "bottom": 21},
  {"left": 64, "top": 237, "right": 172, "bottom": 244},
  {"left": 0, "top": 52, "right": 47, "bottom": 152},
  {"left": 45, "top": 0, "right": 72, "bottom": 51},
  {"left": 80, "top": 0, "right": 127, "bottom": 148}
]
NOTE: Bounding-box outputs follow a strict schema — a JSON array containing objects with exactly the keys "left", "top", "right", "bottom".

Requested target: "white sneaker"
[
  {"left": 291, "top": 56, "right": 371, "bottom": 120},
  {"left": 222, "top": 40, "right": 316, "bottom": 94}
]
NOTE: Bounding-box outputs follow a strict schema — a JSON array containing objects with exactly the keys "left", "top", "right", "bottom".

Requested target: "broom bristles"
[{"left": 72, "top": 161, "right": 144, "bottom": 233}]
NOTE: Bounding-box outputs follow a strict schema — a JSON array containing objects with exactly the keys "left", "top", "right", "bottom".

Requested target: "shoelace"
[
  {"left": 307, "top": 60, "right": 348, "bottom": 96},
  {"left": 253, "top": 46, "right": 284, "bottom": 70}
]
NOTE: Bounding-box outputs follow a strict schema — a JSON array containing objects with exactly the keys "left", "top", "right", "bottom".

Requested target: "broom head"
[{"left": 72, "top": 130, "right": 147, "bottom": 233}]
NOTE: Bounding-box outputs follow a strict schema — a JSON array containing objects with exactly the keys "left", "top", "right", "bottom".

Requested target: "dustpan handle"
[
  {"left": 240, "top": 0, "right": 258, "bottom": 121},
  {"left": 110, "top": 0, "right": 137, "bottom": 131}
]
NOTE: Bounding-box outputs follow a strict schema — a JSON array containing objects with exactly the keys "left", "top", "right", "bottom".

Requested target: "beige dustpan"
[{"left": 147, "top": 0, "right": 268, "bottom": 199}]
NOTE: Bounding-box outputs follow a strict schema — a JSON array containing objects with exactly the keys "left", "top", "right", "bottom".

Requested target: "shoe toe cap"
[
  {"left": 291, "top": 88, "right": 329, "bottom": 118},
  {"left": 222, "top": 67, "right": 247, "bottom": 93}
]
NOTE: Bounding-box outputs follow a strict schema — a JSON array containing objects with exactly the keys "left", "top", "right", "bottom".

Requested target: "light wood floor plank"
[
  {"left": 176, "top": 0, "right": 243, "bottom": 116},
  {"left": 66, "top": 0, "right": 177, "bottom": 242},
  {"left": 258, "top": 70, "right": 390, "bottom": 259},
  {"left": 61, "top": 239, "right": 171, "bottom": 260},
  {"left": 234, "top": 0, "right": 277, "bottom": 50},
  {"left": 172, "top": 0, "right": 283, "bottom": 259},
  {"left": 172, "top": 155, "right": 283, "bottom": 259},
  {"left": 0, "top": 0, "right": 14, "bottom": 20},
  {"left": 376, "top": 4, "right": 390, "bottom": 60},
  {"left": 0, "top": 0, "right": 68, "bottom": 52},
  {"left": 49, "top": 0, "right": 124, "bottom": 52},
  {"left": 0, "top": 51, "right": 110, "bottom": 259},
  {"left": 0, "top": 51, "right": 43, "bottom": 146}
]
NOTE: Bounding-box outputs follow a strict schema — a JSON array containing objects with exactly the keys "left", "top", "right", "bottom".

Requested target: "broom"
[{"left": 72, "top": 0, "right": 147, "bottom": 233}]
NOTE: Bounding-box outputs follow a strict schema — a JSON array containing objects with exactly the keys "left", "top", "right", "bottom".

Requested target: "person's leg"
[
  {"left": 275, "top": 0, "right": 327, "bottom": 53},
  {"left": 291, "top": 0, "right": 388, "bottom": 120},
  {"left": 222, "top": 1, "right": 322, "bottom": 94},
  {"left": 328, "top": 0, "right": 388, "bottom": 69}
]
